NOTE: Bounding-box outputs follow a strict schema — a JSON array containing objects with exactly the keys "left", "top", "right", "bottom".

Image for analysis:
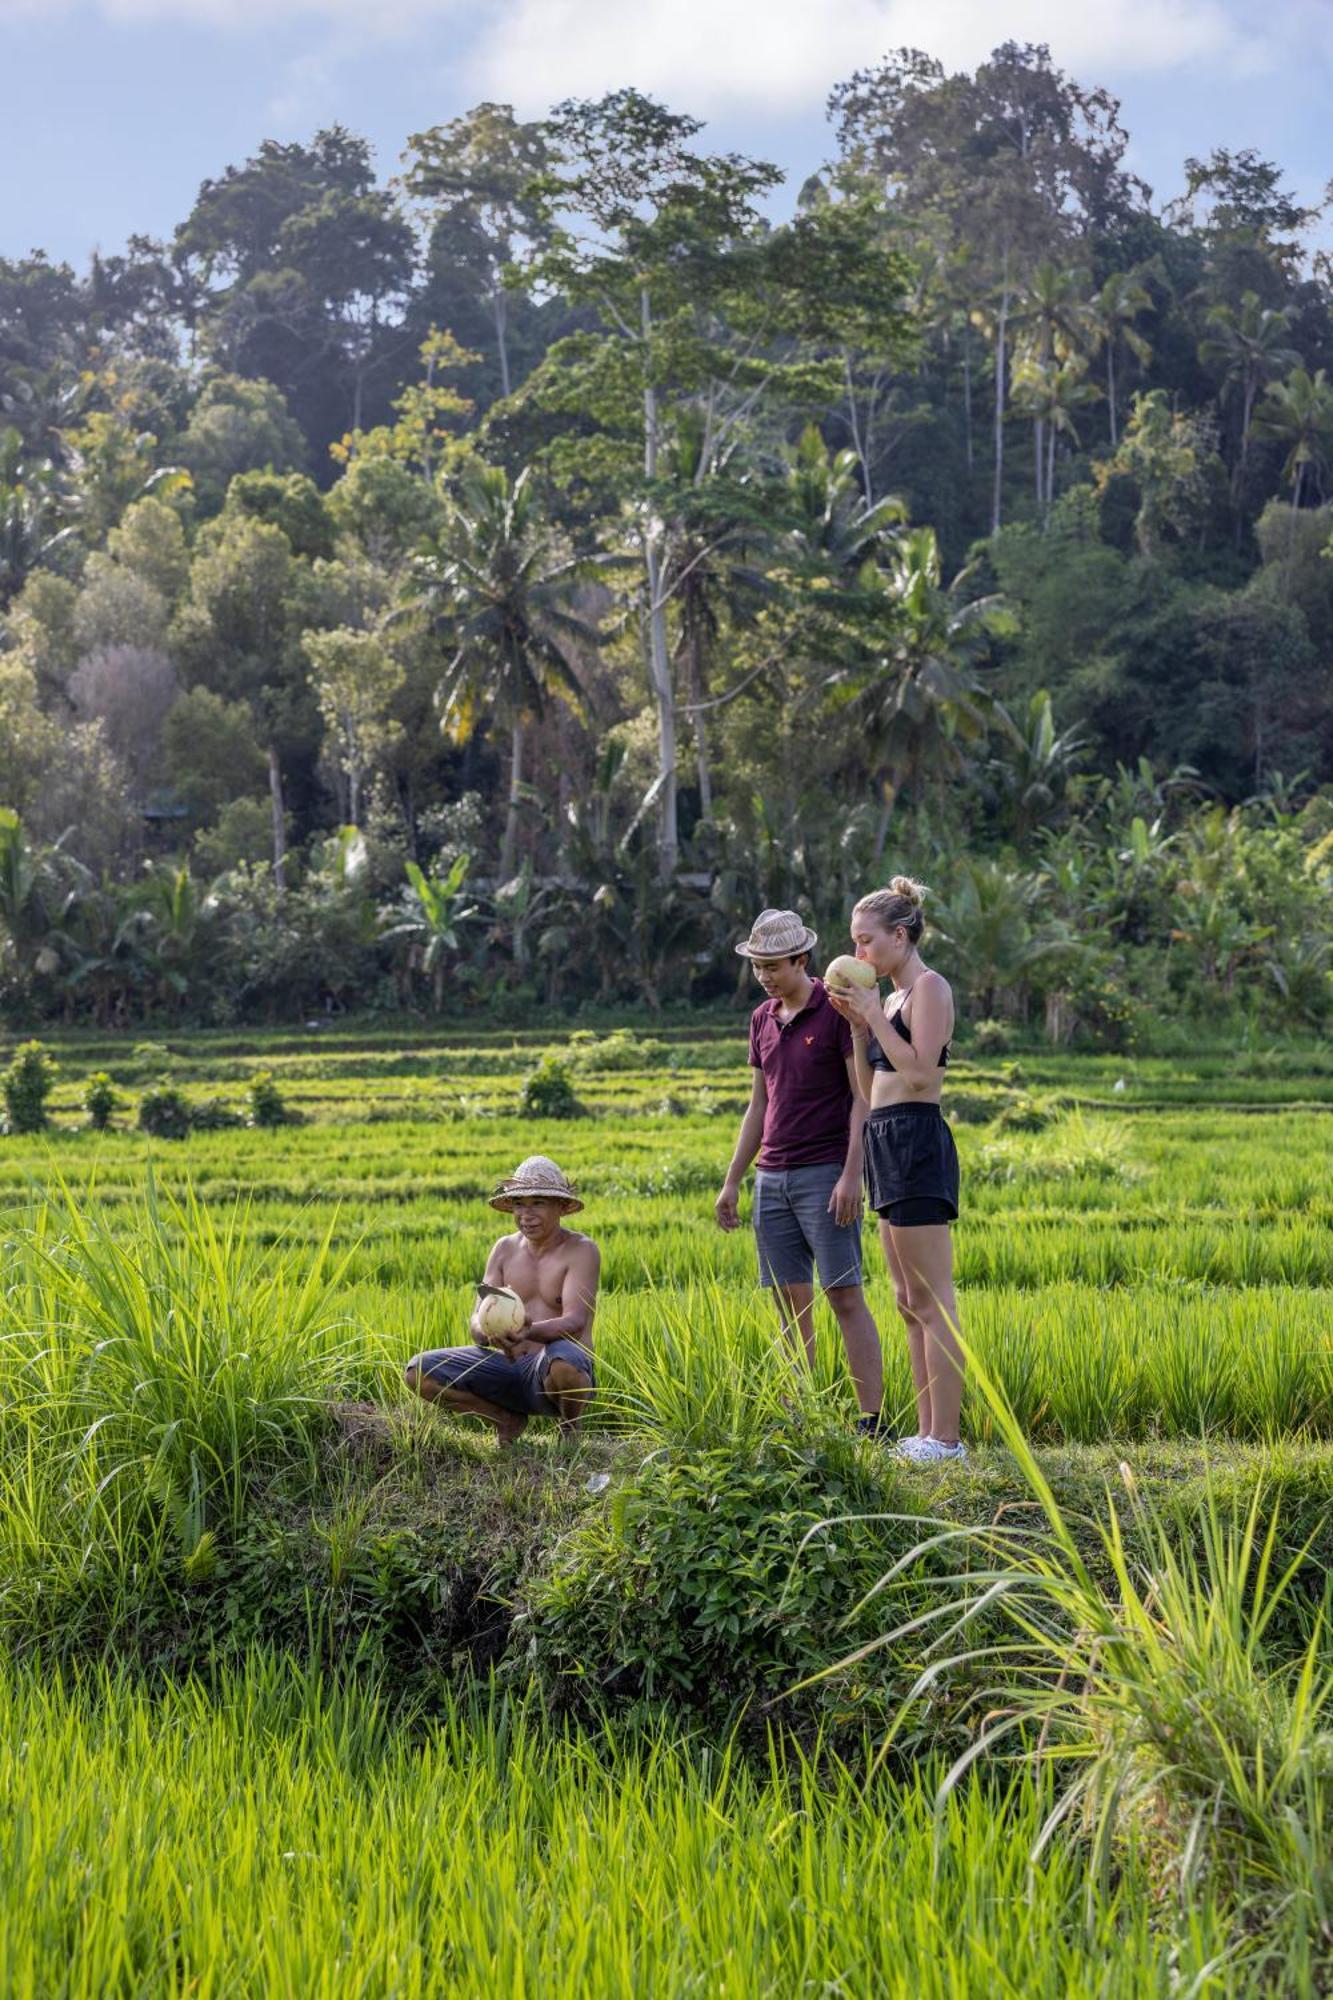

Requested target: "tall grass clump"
[
  {"left": 0, "top": 1173, "right": 356, "bottom": 1643},
  {"left": 849, "top": 1345, "right": 1333, "bottom": 1983}
]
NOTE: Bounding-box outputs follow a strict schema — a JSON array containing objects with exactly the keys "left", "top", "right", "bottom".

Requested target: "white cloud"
[
  {"left": 0, "top": 0, "right": 1294, "bottom": 103},
  {"left": 0, "top": 0, "right": 458, "bottom": 25},
  {"left": 466, "top": 0, "right": 1273, "bottom": 113}
]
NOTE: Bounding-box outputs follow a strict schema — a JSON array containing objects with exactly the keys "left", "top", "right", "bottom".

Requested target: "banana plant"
[{"left": 381, "top": 853, "right": 477, "bottom": 1011}]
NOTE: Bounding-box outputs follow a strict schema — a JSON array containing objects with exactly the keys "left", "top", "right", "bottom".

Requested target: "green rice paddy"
[{"left": 1, "top": 1022, "right": 1329, "bottom": 1994}]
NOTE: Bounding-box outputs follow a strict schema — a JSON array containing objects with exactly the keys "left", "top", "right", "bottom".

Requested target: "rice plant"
[{"left": 0, "top": 1655, "right": 1245, "bottom": 1998}]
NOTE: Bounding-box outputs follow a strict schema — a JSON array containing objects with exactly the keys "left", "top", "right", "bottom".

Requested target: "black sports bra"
[{"left": 866, "top": 1003, "right": 951, "bottom": 1071}]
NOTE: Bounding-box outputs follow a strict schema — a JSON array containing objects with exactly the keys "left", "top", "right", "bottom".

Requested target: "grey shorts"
[
  {"left": 754, "top": 1163, "right": 863, "bottom": 1292},
  {"left": 408, "top": 1337, "right": 594, "bottom": 1417}
]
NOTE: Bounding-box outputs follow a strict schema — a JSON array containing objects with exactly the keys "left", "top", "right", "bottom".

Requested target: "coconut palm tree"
[
  {"left": 1012, "top": 263, "right": 1095, "bottom": 510},
  {"left": 1199, "top": 292, "right": 1299, "bottom": 507},
  {"left": 1088, "top": 271, "right": 1154, "bottom": 446},
  {"left": 1254, "top": 366, "right": 1333, "bottom": 512},
  {"left": 824, "top": 526, "right": 1012, "bottom": 860},
  {"left": 416, "top": 462, "right": 597, "bottom": 881},
  {"left": 991, "top": 689, "right": 1092, "bottom": 839},
  {"left": 1009, "top": 355, "right": 1101, "bottom": 520},
  {"left": 658, "top": 411, "right": 784, "bottom": 824},
  {"left": 0, "top": 429, "right": 80, "bottom": 606}
]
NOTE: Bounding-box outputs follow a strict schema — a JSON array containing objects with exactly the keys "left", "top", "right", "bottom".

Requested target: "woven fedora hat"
[
  {"left": 734, "top": 907, "right": 818, "bottom": 959},
  {"left": 489, "top": 1155, "right": 584, "bottom": 1214}
]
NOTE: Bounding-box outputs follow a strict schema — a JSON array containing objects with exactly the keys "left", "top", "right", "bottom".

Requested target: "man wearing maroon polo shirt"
[{"left": 715, "top": 908, "right": 884, "bottom": 1432}]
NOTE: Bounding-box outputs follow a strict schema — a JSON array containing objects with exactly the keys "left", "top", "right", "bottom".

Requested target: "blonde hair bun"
[{"left": 852, "top": 877, "right": 929, "bottom": 945}]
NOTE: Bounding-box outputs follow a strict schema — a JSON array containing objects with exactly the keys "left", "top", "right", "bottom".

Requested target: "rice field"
[
  {"left": 5, "top": 1026, "right": 1331, "bottom": 1445},
  {"left": 1, "top": 1022, "right": 1330, "bottom": 1994}
]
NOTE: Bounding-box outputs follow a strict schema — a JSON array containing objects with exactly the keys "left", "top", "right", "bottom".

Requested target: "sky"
[{"left": 2, "top": 0, "right": 1332, "bottom": 268}]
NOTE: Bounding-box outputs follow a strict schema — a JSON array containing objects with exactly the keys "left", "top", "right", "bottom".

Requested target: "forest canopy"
[{"left": 1, "top": 46, "right": 1331, "bottom": 1039}]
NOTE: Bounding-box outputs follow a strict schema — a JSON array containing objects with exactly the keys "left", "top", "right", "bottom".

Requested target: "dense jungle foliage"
[{"left": 2, "top": 44, "right": 1331, "bottom": 1037}]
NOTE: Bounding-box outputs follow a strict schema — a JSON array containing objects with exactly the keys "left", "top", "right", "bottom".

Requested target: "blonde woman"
[{"left": 826, "top": 878, "right": 965, "bottom": 1462}]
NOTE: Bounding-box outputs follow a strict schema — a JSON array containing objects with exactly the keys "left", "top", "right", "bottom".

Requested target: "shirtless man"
[{"left": 404, "top": 1156, "right": 600, "bottom": 1447}]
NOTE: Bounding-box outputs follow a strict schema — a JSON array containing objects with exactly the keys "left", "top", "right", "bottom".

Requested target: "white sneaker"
[{"left": 900, "top": 1437, "right": 968, "bottom": 1464}]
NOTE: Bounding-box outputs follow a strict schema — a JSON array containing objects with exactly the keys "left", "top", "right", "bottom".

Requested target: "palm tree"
[
  {"left": 934, "top": 857, "right": 1078, "bottom": 1020},
  {"left": 1012, "top": 263, "right": 1095, "bottom": 511},
  {"left": 1009, "top": 355, "right": 1101, "bottom": 520},
  {"left": 1088, "top": 271, "right": 1154, "bottom": 446},
  {"left": 0, "top": 809, "right": 49, "bottom": 989},
  {"left": 0, "top": 429, "right": 80, "bottom": 606},
  {"left": 991, "top": 689, "right": 1092, "bottom": 840},
  {"left": 1254, "top": 366, "right": 1333, "bottom": 512},
  {"left": 417, "top": 463, "right": 596, "bottom": 882},
  {"left": 659, "top": 411, "right": 782, "bottom": 824},
  {"left": 782, "top": 423, "right": 905, "bottom": 580},
  {"left": 1199, "top": 293, "right": 1299, "bottom": 507},
  {"left": 824, "top": 527, "right": 1011, "bottom": 860}
]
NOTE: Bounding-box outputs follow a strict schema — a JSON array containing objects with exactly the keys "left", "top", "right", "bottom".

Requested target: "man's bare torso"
[{"left": 493, "top": 1226, "right": 598, "bottom": 1347}]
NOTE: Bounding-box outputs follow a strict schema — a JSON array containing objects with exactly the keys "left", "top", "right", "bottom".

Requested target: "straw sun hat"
[
  {"left": 489, "top": 1155, "right": 584, "bottom": 1214},
  {"left": 734, "top": 908, "right": 818, "bottom": 959}
]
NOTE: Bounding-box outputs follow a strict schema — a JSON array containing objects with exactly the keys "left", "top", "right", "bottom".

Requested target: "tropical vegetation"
[{"left": 2, "top": 50, "right": 1331, "bottom": 1038}]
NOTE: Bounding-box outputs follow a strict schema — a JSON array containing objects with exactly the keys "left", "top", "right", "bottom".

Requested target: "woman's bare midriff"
[{"left": 870, "top": 1076, "right": 945, "bottom": 1110}]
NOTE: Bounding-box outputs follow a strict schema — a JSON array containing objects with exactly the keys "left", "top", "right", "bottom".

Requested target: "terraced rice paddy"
[
  {"left": 7, "top": 1027, "right": 1331, "bottom": 1445},
  {"left": 1, "top": 1022, "right": 1330, "bottom": 1995}
]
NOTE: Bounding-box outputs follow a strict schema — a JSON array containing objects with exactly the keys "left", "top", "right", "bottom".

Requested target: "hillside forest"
[{"left": 2, "top": 43, "right": 1331, "bottom": 1042}]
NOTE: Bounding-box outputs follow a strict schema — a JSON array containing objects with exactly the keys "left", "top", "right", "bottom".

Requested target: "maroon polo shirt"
[{"left": 748, "top": 977, "right": 855, "bottom": 1171}]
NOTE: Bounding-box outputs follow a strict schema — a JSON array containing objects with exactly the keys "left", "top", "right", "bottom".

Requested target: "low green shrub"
[
  {"left": 188, "top": 1096, "right": 245, "bottom": 1131},
  {"left": 990, "top": 1092, "right": 1051, "bottom": 1133},
  {"left": 138, "top": 1083, "right": 192, "bottom": 1140},
  {"left": 83, "top": 1070, "right": 120, "bottom": 1131},
  {"left": 567, "top": 1027, "right": 669, "bottom": 1072},
  {"left": 519, "top": 1055, "right": 582, "bottom": 1119},
  {"left": 969, "top": 1018, "right": 1014, "bottom": 1054},
  {"left": 2, "top": 1039, "right": 56, "bottom": 1134},
  {"left": 248, "top": 1069, "right": 290, "bottom": 1128},
  {"left": 522, "top": 1442, "right": 961, "bottom": 1737}
]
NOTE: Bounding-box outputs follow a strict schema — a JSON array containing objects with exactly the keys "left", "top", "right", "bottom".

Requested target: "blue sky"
[{"left": 3, "top": 0, "right": 1331, "bottom": 268}]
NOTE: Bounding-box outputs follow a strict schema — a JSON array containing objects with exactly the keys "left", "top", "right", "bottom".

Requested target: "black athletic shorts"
[{"left": 864, "top": 1102, "right": 960, "bottom": 1226}]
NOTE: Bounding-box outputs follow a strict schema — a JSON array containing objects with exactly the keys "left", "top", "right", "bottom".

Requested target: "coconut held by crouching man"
[{"left": 404, "top": 1157, "right": 602, "bottom": 1447}]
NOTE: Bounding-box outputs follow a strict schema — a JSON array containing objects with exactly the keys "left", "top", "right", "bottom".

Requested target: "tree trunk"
[
  {"left": 1107, "top": 344, "right": 1117, "bottom": 447},
  {"left": 844, "top": 348, "right": 873, "bottom": 505},
  {"left": 871, "top": 780, "right": 897, "bottom": 867},
  {"left": 641, "top": 284, "right": 678, "bottom": 881},
  {"left": 686, "top": 589, "right": 712, "bottom": 822},
  {"left": 991, "top": 268, "right": 1009, "bottom": 535},
  {"left": 268, "top": 744, "right": 287, "bottom": 897},
  {"left": 492, "top": 288, "right": 512, "bottom": 400},
  {"left": 1236, "top": 378, "right": 1257, "bottom": 545},
  {"left": 1034, "top": 414, "right": 1044, "bottom": 508},
  {"left": 962, "top": 340, "right": 974, "bottom": 472},
  {"left": 500, "top": 711, "right": 524, "bottom": 881},
  {"left": 1046, "top": 422, "right": 1057, "bottom": 524}
]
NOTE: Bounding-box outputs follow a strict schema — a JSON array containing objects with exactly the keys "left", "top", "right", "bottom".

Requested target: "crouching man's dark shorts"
[{"left": 408, "top": 1337, "right": 594, "bottom": 1417}]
